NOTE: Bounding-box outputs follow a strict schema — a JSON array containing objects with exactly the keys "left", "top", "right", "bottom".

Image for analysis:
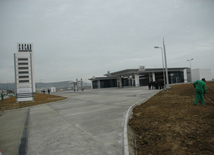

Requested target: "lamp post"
[
  {"left": 162, "top": 38, "right": 170, "bottom": 89},
  {"left": 187, "top": 58, "right": 193, "bottom": 82},
  {"left": 154, "top": 46, "right": 165, "bottom": 88}
]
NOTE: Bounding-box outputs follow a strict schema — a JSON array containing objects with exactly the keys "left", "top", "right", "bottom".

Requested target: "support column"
[
  {"left": 128, "top": 77, "right": 131, "bottom": 86},
  {"left": 135, "top": 74, "right": 139, "bottom": 87},
  {"left": 152, "top": 72, "right": 156, "bottom": 81},
  {"left": 183, "top": 69, "right": 187, "bottom": 83},
  {"left": 98, "top": 80, "right": 100, "bottom": 89},
  {"left": 91, "top": 81, "right": 93, "bottom": 89},
  {"left": 132, "top": 74, "right": 135, "bottom": 87},
  {"left": 117, "top": 76, "right": 122, "bottom": 88},
  {"left": 149, "top": 73, "right": 152, "bottom": 82}
]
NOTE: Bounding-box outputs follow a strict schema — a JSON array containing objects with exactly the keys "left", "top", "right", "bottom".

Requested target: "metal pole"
[
  {"left": 76, "top": 79, "right": 78, "bottom": 92},
  {"left": 160, "top": 47, "right": 166, "bottom": 88},
  {"left": 190, "top": 60, "right": 192, "bottom": 82},
  {"left": 14, "top": 53, "right": 17, "bottom": 96},
  {"left": 81, "top": 78, "right": 83, "bottom": 91},
  {"left": 163, "top": 38, "right": 170, "bottom": 89},
  {"left": 154, "top": 46, "right": 166, "bottom": 88}
]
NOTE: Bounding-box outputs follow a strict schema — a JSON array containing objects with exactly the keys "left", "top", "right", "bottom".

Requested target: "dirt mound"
[
  {"left": 0, "top": 93, "right": 67, "bottom": 111},
  {"left": 129, "top": 81, "right": 214, "bottom": 155}
]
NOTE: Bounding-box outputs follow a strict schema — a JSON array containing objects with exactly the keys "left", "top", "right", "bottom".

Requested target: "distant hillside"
[{"left": 0, "top": 81, "right": 91, "bottom": 91}]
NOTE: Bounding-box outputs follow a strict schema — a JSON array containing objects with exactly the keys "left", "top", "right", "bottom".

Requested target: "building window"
[
  {"left": 18, "top": 67, "right": 28, "bottom": 70},
  {"left": 100, "top": 79, "right": 117, "bottom": 88},
  {"left": 18, "top": 58, "right": 28, "bottom": 61},
  {"left": 18, "top": 62, "right": 28, "bottom": 65},
  {"left": 92, "top": 81, "right": 98, "bottom": 89},
  {"left": 19, "top": 71, "right": 29, "bottom": 74},
  {"left": 19, "top": 80, "right": 29, "bottom": 83},
  {"left": 19, "top": 76, "right": 29, "bottom": 78}
]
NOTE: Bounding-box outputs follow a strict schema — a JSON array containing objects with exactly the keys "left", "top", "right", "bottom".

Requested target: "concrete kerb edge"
[
  {"left": 47, "top": 96, "right": 69, "bottom": 104},
  {"left": 123, "top": 90, "right": 160, "bottom": 155},
  {"left": 0, "top": 96, "right": 69, "bottom": 116},
  {"left": 33, "top": 96, "right": 70, "bottom": 108}
]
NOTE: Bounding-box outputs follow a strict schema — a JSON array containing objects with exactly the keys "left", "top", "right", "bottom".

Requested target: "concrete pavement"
[
  {"left": 0, "top": 87, "right": 159, "bottom": 155},
  {"left": 0, "top": 108, "right": 28, "bottom": 155}
]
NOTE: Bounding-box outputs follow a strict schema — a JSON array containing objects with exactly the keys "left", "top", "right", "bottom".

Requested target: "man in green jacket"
[{"left": 193, "top": 78, "right": 207, "bottom": 106}]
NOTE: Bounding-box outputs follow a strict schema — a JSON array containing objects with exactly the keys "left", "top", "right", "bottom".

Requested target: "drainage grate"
[{"left": 17, "top": 108, "right": 30, "bottom": 155}]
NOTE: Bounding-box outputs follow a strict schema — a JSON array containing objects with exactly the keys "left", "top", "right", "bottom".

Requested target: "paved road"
[{"left": 0, "top": 87, "right": 159, "bottom": 155}]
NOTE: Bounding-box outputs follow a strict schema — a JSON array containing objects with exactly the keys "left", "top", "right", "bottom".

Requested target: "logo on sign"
[
  {"left": 139, "top": 66, "right": 145, "bottom": 71},
  {"left": 18, "top": 43, "right": 33, "bottom": 52}
]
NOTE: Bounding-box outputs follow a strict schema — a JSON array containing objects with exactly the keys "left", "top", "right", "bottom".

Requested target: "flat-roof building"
[{"left": 89, "top": 67, "right": 189, "bottom": 89}]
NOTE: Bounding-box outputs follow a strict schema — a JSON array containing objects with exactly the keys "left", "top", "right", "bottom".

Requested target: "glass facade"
[
  {"left": 168, "top": 71, "right": 184, "bottom": 84},
  {"left": 139, "top": 78, "right": 148, "bottom": 86},
  {"left": 91, "top": 69, "right": 186, "bottom": 89},
  {"left": 121, "top": 78, "right": 132, "bottom": 87},
  {"left": 92, "top": 81, "right": 98, "bottom": 89},
  {"left": 100, "top": 79, "right": 117, "bottom": 88}
]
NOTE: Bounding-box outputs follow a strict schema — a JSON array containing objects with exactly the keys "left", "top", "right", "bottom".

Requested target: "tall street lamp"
[
  {"left": 163, "top": 38, "right": 170, "bottom": 89},
  {"left": 154, "top": 46, "right": 165, "bottom": 89},
  {"left": 187, "top": 58, "right": 193, "bottom": 82}
]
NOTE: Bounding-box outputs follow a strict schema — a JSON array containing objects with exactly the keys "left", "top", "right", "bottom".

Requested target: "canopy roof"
[{"left": 89, "top": 67, "right": 188, "bottom": 81}]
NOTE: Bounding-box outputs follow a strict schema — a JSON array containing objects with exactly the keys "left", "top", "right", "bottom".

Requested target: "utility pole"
[{"left": 163, "top": 38, "right": 170, "bottom": 89}]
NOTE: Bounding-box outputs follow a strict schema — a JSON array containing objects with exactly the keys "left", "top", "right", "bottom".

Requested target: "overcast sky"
[{"left": 0, "top": 0, "right": 214, "bottom": 83}]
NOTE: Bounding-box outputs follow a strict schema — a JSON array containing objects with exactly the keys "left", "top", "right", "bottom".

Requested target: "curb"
[{"left": 123, "top": 90, "right": 160, "bottom": 155}]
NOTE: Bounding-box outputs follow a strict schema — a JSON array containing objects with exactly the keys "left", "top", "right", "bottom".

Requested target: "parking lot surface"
[{"left": 0, "top": 87, "right": 159, "bottom": 155}]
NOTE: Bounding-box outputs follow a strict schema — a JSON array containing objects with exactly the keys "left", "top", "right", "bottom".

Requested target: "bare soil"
[
  {"left": 129, "top": 81, "right": 214, "bottom": 155},
  {"left": 0, "top": 93, "right": 67, "bottom": 111}
]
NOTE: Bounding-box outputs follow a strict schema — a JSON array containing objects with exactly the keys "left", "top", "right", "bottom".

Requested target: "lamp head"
[
  {"left": 187, "top": 58, "right": 193, "bottom": 61},
  {"left": 154, "top": 46, "right": 160, "bottom": 48}
]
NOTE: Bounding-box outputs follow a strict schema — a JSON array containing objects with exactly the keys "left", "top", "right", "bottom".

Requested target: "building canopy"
[{"left": 89, "top": 67, "right": 189, "bottom": 89}]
